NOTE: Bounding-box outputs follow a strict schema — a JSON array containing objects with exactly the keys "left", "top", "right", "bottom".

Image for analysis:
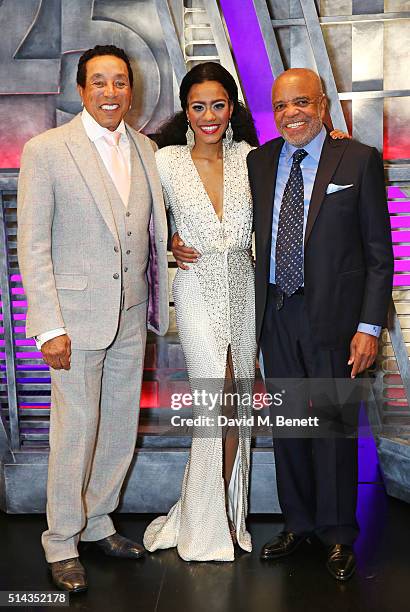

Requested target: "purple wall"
[{"left": 219, "top": 0, "right": 279, "bottom": 144}]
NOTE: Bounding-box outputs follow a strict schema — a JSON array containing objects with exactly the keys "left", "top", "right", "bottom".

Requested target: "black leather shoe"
[
  {"left": 326, "top": 544, "right": 356, "bottom": 581},
  {"left": 260, "top": 531, "right": 308, "bottom": 560},
  {"left": 49, "top": 558, "right": 87, "bottom": 593},
  {"left": 94, "top": 533, "right": 145, "bottom": 559}
]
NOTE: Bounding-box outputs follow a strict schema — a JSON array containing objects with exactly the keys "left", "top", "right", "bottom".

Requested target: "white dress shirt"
[
  {"left": 81, "top": 106, "right": 131, "bottom": 176},
  {"left": 35, "top": 108, "right": 131, "bottom": 348}
]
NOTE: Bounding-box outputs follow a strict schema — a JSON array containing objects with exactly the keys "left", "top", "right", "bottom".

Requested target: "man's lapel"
[
  {"left": 257, "top": 139, "right": 283, "bottom": 257},
  {"left": 126, "top": 127, "right": 163, "bottom": 208},
  {"left": 127, "top": 137, "right": 141, "bottom": 206},
  {"left": 65, "top": 114, "right": 118, "bottom": 238},
  {"left": 126, "top": 127, "right": 166, "bottom": 335},
  {"left": 304, "top": 135, "right": 350, "bottom": 246}
]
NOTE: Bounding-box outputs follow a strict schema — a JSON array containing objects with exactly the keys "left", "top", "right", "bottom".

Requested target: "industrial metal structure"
[{"left": 0, "top": 0, "right": 409, "bottom": 511}]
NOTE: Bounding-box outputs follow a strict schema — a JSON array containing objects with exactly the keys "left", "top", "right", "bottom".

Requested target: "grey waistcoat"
[{"left": 94, "top": 137, "right": 152, "bottom": 310}]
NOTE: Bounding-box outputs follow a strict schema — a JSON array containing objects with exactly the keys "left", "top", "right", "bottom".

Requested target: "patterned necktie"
[
  {"left": 275, "top": 148, "right": 308, "bottom": 296},
  {"left": 104, "top": 131, "right": 130, "bottom": 207}
]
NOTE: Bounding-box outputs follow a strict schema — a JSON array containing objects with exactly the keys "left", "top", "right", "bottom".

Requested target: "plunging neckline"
[{"left": 187, "top": 144, "right": 226, "bottom": 225}]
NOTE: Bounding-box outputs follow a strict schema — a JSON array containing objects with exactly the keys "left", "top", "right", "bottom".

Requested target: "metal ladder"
[{"left": 183, "top": 2, "right": 219, "bottom": 66}]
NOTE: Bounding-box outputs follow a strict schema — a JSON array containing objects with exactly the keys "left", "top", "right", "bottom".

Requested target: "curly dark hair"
[
  {"left": 153, "top": 62, "right": 258, "bottom": 148},
  {"left": 77, "top": 45, "right": 134, "bottom": 89}
]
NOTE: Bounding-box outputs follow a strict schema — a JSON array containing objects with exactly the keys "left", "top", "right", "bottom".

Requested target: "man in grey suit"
[{"left": 17, "top": 45, "right": 169, "bottom": 593}]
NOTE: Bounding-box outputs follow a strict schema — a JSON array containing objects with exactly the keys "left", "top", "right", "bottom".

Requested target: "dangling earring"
[
  {"left": 186, "top": 120, "right": 195, "bottom": 149},
  {"left": 225, "top": 120, "right": 233, "bottom": 147}
]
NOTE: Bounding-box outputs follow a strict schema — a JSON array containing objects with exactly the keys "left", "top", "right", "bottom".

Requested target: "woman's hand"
[
  {"left": 330, "top": 129, "right": 351, "bottom": 140},
  {"left": 247, "top": 247, "right": 255, "bottom": 267}
]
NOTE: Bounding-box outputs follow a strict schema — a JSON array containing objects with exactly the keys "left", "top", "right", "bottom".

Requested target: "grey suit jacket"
[{"left": 17, "top": 114, "right": 169, "bottom": 350}]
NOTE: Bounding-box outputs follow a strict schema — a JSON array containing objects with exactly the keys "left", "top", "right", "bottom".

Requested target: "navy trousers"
[{"left": 260, "top": 285, "right": 359, "bottom": 546}]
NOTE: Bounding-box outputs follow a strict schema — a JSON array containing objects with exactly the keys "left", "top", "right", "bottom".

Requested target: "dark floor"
[{"left": 0, "top": 484, "right": 409, "bottom": 612}]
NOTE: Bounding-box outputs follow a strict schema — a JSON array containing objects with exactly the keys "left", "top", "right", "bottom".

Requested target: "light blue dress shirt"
[{"left": 269, "top": 126, "right": 380, "bottom": 338}]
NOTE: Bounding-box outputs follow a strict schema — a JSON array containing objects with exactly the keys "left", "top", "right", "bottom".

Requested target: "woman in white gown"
[{"left": 143, "top": 63, "right": 259, "bottom": 561}]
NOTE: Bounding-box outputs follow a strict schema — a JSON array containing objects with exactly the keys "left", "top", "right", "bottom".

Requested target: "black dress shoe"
[
  {"left": 260, "top": 531, "right": 308, "bottom": 560},
  {"left": 326, "top": 544, "right": 356, "bottom": 581},
  {"left": 94, "top": 533, "right": 145, "bottom": 559},
  {"left": 49, "top": 558, "right": 87, "bottom": 593}
]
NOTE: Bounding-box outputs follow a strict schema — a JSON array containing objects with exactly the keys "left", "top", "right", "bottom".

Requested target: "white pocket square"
[{"left": 326, "top": 183, "right": 354, "bottom": 195}]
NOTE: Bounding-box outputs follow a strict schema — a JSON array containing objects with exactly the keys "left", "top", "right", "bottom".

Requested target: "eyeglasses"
[{"left": 272, "top": 95, "right": 324, "bottom": 113}]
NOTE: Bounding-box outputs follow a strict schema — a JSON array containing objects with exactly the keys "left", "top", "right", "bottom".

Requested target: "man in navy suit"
[{"left": 247, "top": 68, "right": 393, "bottom": 581}]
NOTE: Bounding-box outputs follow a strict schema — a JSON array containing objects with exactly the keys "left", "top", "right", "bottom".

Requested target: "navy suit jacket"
[{"left": 247, "top": 134, "right": 394, "bottom": 349}]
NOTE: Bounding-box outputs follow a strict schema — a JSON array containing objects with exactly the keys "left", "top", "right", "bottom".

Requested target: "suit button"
[
  {"left": 126, "top": 250, "right": 131, "bottom": 255},
  {"left": 127, "top": 231, "right": 132, "bottom": 236},
  {"left": 124, "top": 267, "right": 128, "bottom": 272},
  {"left": 113, "top": 273, "right": 119, "bottom": 279},
  {"left": 126, "top": 211, "right": 131, "bottom": 217},
  {"left": 114, "top": 246, "right": 119, "bottom": 253}
]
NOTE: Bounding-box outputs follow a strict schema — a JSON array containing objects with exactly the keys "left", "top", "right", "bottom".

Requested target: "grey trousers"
[{"left": 42, "top": 302, "right": 147, "bottom": 563}]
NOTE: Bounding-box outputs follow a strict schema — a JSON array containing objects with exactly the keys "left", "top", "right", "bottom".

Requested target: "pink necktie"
[{"left": 104, "top": 131, "right": 130, "bottom": 207}]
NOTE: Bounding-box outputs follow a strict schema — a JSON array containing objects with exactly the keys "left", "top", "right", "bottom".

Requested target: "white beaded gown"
[{"left": 143, "top": 140, "right": 256, "bottom": 561}]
